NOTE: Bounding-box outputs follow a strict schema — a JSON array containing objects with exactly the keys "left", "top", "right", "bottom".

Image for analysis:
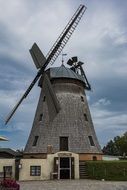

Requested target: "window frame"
[
  {"left": 81, "top": 96, "right": 84, "bottom": 102},
  {"left": 3, "top": 166, "right": 12, "bottom": 174},
  {"left": 88, "top": 135, "right": 95, "bottom": 146},
  {"left": 43, "top": 96, "right": 46, "bottom": 102},
  {"left": 39, "top": 113, "right": 43, "bottom": 121},
  {"left": 32, "top": 136, "right": 39, "bottom": 146},
  {"left": 60, "top": 136, "right": 69, "bottom": 151},
  {"left": 30, "top": 166, "right": 41, "bottom": 176},
  {"left": 84, "top": 113, "right": 88, "bottom": 121}
]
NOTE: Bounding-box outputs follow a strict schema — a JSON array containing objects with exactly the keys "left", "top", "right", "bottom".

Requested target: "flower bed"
[{"left": 0, "top": 179, "right": 20, "bottom": 190}]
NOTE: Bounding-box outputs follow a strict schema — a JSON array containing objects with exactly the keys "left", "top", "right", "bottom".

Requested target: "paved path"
[{"left": 19, "top": 180, "right": 127, "bottom": 190}]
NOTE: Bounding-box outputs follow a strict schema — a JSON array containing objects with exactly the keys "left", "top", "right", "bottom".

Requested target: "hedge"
[{"left": 86, "top": 161, "right": 127, "bottom": 181}]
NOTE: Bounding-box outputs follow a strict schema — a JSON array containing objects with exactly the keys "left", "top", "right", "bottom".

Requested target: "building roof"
[
  {"left": 0, "top": 148, "right": 22, "bottom": 158},
  {"left": 48, "top": 65, "right": 86, "bottom": 84}
]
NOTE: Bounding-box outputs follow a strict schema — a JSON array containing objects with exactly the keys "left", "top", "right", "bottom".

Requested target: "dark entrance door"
[
  {"left": 93, "top": 156, "right": 97, "bottom": 161},
  {"left": 60, "top": 157, "right": 70, "bottom": 179}
]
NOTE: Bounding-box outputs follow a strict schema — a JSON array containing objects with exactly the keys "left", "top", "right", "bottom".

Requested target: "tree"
[{"left": 102, "top": 132, "right": 127, "bottom": 156}]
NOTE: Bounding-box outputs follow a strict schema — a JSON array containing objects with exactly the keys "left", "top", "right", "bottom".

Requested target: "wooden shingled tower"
[
  {"left": 5, "top": 5, "right": 102, "bottom": 163},
  {"left": 24, "top": 62, "right": 102, "bottom": 159}
]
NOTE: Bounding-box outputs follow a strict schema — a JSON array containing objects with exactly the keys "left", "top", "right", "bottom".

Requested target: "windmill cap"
[{"left": 48, "top": 65, "right": 85, "bottom": 83}]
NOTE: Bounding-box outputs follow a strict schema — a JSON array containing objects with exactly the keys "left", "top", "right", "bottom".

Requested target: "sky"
[{"left": 0, "top": 0, "right": 127, "bottom": 150}]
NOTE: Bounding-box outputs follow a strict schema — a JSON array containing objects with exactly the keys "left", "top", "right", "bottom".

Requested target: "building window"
[
  {"left": 39, "top": 114, "right": 43, "bottom": 121},
  {"left": 3, "top": 166, "right": 12, "bottom": 177},
  {"left": 60, "top": 137, "right": 68, "bottom": 151},
  {"left": 88, "top": 136, "right": 95, "bottom": 146},
  {"left": 84, "top": 113, "right": 88, "bottom": 121},
  {"left": 33, "top": 136, "right": 39, "bottom": 146},
  {"left": 30, "top": 166, "right": 41, "bottom": 176},
  {"left": 81, "top": 96, "right": 84, "bottom": 102},
  {"left": 43, "top": 96, "right": 46, "bottom": 102}
]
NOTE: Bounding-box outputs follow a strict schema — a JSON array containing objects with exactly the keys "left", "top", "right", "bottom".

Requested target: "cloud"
[
  {"left": 89, "top": 99, "right": 127, "bottom": 147},
  {"left": 0, "top": 0, "right": 127, "bottom": 149},
  {"left": 92, "top": 98, "right": 111, "bottom": 107}
]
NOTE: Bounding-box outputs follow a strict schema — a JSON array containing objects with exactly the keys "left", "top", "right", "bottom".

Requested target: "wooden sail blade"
[
  {"left": 5, "top": 97, "right": 23, "bottom": 125},
  {"left": 5, "top": 73, "right": 41, "bottom": 124},
  {"left": 43, "top": 74, "right": 60, "bottom": 122},
  {"left": 30, "top": 43, "right": 46, "bottom": 69}
]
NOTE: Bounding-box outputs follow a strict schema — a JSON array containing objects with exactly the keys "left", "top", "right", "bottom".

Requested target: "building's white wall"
[
  {"left": 19, "top": 159, "right": 48, "bottom": 180},
  {"left": 103, "top": 155, "right": 119, "bottom": 161},
  {"left": 74, "top": 153, "right": 79, "bottom": 179},
  {"left": 0, "top": 152, "right": 79, "bottom": 181},
  {"left": 19, "top": 151, "right": 79, "bottom": 181},
  {"left": 0, "top": 159, "right": 15, "bottom": 178}
]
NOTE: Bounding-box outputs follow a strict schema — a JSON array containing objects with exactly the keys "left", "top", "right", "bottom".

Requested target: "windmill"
[
  {"left": 5, "top": 4, "right": 86, "bottom": 124},
  {"left": 5, "top": 5, "right": 102, "bottom": 177}
]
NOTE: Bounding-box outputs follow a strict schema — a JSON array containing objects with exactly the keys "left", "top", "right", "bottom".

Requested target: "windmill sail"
[
  {"left": 43, "top": 74, "right": 60, "bottom": 122},
  {"left": 30, "top": 43, "right": 46, "bottom": 69}
]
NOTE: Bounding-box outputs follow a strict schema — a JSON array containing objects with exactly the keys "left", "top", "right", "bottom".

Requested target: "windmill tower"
[
  {"left": 5, "top": 5, "right": 102, "bottom": 180},
  {"left": 24, "top": 57, "right": 102, "bottom": 158}
]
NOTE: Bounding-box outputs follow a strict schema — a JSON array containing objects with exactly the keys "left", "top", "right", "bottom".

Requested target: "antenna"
[{"left": 62, "top": 53, "right": 67, "bottom": 65}]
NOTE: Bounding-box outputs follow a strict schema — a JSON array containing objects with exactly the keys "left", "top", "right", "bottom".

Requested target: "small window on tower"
[
  {"left": 33, "top": 136, "right": 39, "bottom": 146},
  {"left": 88, "top": 136, "right": 95, "bottom": 146},
  {"left": 60, "top": 137, "right": 68, "bottom": 151},
  {"left": 84, "top": 113, "right": 88, "bottom": 121},
  {"left": 43, "top": 96, "right": 46, "bottom": 102},
  {"left": 81, "top": 96, "right": 84, "bottom": 102},
  {"left": 39, "top": 114, "right": 43, "bottom": 121}
]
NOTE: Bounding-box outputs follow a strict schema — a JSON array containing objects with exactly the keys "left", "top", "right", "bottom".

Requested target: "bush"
[{"left": 86, "top": 161, "right": 127, "bottom": 181}]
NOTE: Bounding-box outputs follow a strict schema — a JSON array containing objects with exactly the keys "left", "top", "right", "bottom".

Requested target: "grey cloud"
[{"left": 0, "top": 0, "right": 127, "bottom": 149}]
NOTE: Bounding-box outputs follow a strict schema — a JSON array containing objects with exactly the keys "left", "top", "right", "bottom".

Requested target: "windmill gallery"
[{"left": 0, "top": 5, "right": 102, "bottom": 180}]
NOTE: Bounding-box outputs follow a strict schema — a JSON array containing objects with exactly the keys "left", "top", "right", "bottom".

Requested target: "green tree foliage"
[{"left": 102, "top": 132, "right": 127, "bottom": 156}]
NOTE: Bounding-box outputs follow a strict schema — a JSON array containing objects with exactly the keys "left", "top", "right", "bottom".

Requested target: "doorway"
[
  {"left": 60, "top": 157, "right": 70, "bottom": 179},
  {"left": 54, "top": 156, "right": 74, "bottom": 179},
  {"left": 93, "top": 156, "right": 97, "bottom": 161}
]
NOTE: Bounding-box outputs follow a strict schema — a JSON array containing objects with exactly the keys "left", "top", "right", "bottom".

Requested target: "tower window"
[
  {"left": 60, "top": 137, "right": 68, "bottom": 151},
  {"left": 39, "top": 114, "right": 43, "bottom": 121},
  {"left": 84, "top": 113, "right": 88, "bottom": 121},
  {"left": 81, "top": 96, "right": 84, "bottom": 102},
  {"left": 30, "top": 166, "right": 41, "bottom": 176},
  {"left": 33, "top": 136, "right": 39, "bottom": 146},
  {"left": 88, "top": 136, "right": 95, "bottom": 146},
  {"left": 43, "top": 96, "right": 46, "bottom": 102}
]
